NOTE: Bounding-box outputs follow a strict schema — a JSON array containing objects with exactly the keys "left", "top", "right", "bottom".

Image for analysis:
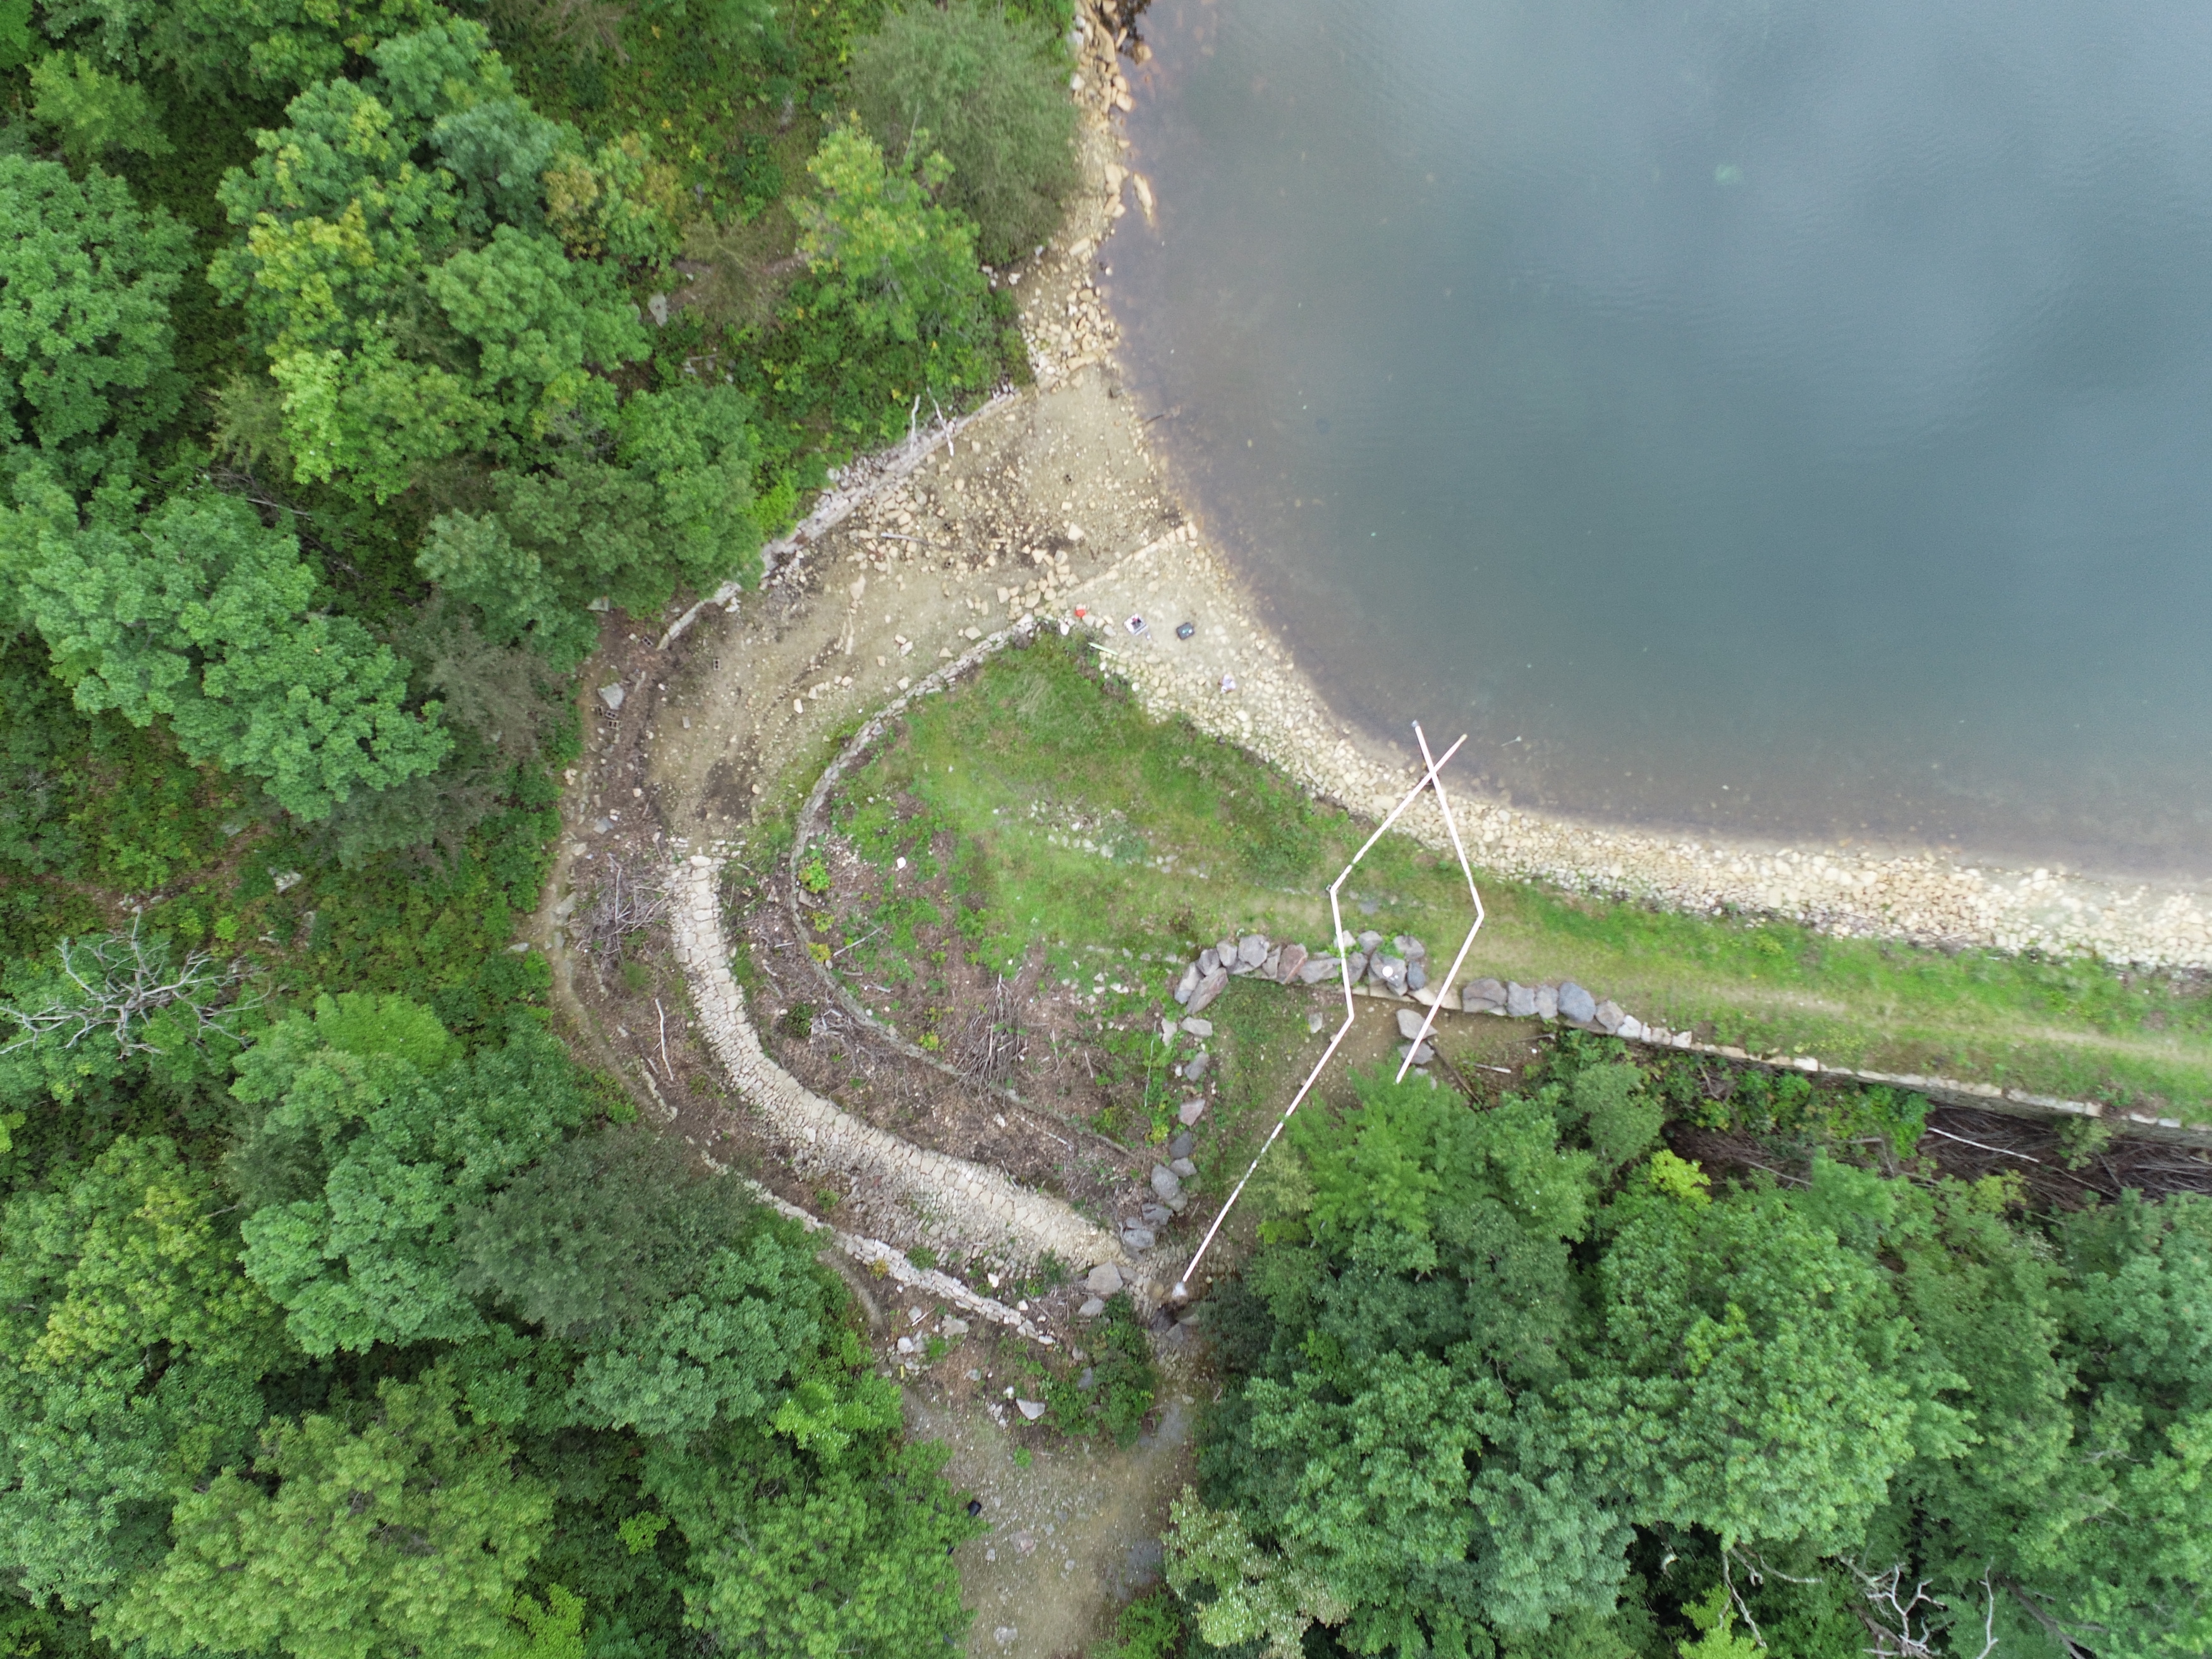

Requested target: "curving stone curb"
[
  {"left": 667, "top": 855, "right": 1126, "bottom": 1278},
  {"left": 785, "top": 617, "right": 1130, "bottom": 1165}
]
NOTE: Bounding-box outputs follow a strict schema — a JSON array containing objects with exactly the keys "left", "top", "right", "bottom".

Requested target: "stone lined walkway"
[{"left": 668, "top": 856, "right": 1127, "bottom": 1282}]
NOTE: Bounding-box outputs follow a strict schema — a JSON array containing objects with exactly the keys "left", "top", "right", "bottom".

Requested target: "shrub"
[{"left": 847, "top": 0, "right": 1078, "bottom": 265}]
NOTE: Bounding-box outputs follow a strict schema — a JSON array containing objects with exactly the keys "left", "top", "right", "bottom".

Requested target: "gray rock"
[
  {"left": 1169, "top": 1132, "right": 1196, "bottom": 1158},
  {"left": 1150, "top": 1164, "right": 1183, "bottom": 1200},
  {"left": 1174, "top": 962, "right": 1201, "bottom": 1004},
  {"left": 1395, "top": 1007, "right": 1428, "bottom": 1040},
  {"left": 1593, "top": 999, "right": 1625, "bottom": 1033},
  {"left": 1078, "top": 1294, "right": 1107, "bottom": 1317},
  {"left": 1536, "top": 983, "right": 1560, "bottom": 1021},
  {"left": 1169, "top": 1157, "right": 1197, "bottom": 1180},
  {"left": 1016, "top": 1398, "right": 1048, "bottom": 1421},
  {"left": 1177, "top": 1098, "right": 1206, "bottom": 1126},
  {"left": 1406, "top": 959, "right": 1428, "bottom": 992},
  {"left": 646, "top": 291, "right": 671, "bottom": 325},
  {"left": 1076, "top": 1367, "right": 1097, "bottom": 1391},
  {"left": 1215, "top": 936, "right": 1239, "bottom": 964},
  {"left": 1185, "top": 967, "right": 1229, "bottom": 1016},
  {"left": 1371, "top": 954, "right": 1408, "bottom": 996},
  {"left": 1505, "top": 981, "right": 1538, "bottom": 1017},
  {"left": 1558, "top": 981, "right": 1597, "bottom": 1024},
  {"left": 1119, "top": 1225, "right": 1155, "bottom": 1251},
  {"left": 1086, "top": 1262, "right": 1125, "bottom": 1296},
  {"left": 1358, "top": 929, "right": 1383, "bottom": 953},
  {"left": 1236, "top": 933, "right": 1270, "bottom": 971},
  {"left": 1260, "top": 947, "right": 1282, "bottom": 980},
  {"left": 1181, "top": 1051, "right": 1210, "bottom": 1082},
  {"left": 942, "top": 1317, "right": 969, "bottom": 1337},
  {"left": 1181, "top": 1016, "right": 1214, "bottom": 1038},
  {"left": 1394, "top": 935, "right": 1427, "bottom": 963},
  {"left": 1617, "top": 1016, "right": 1646, "bottom": 1041},
  {"left": 1141, "top": 1203, "right": 1172, "bottom": 1225},
  {"left": 1276, "top": 942, "right": 1309, "bottom": 983},
  {"left": 1462, "top": 977, "right": 1507, "bottom": 1012},
  {"left": 1344, "top": 950, "right": 1369, "bottom": 984},
  {"left": 1397, "top": 1040, "right": 1435, "bottom": 1066},
  {"left": 1164, "top": 1191, "right": 1189, "bottom": 1214},
  {"left": 1298, "top": 955, "right": 1339, "bottom": 985},
  {"left": 1198, "top": 947, "right": 1220, "bottom": 976},
  {"left": 597, "top": 683, "right": 626, "bottom": 711},
  {"left": 1160, "top": 1018, "right": 1180, "bottom": 1045}
]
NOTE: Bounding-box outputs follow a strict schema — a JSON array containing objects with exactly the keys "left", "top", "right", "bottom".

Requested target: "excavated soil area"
[{"left": 742, "top": 858, "right": 1155, "bottom": 1229}]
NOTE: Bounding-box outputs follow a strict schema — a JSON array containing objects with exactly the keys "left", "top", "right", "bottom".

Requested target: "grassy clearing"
[{"left": 822, "top": 635, "right": 2212, "bottom": 1117}]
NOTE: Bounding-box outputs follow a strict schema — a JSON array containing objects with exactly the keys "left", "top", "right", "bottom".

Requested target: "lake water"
[{"left": 1110, "top": 0, "right": 2212, "bottom": 878}]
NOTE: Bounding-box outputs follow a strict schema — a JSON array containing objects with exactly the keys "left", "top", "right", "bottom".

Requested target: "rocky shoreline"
[{"left": 1021, "top": 121, "right": 2212, "bottom": 971}]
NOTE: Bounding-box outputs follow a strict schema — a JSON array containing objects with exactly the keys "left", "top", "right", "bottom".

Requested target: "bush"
[{"left": 847, "top": 0, "right": 1078, "bottom": 265}]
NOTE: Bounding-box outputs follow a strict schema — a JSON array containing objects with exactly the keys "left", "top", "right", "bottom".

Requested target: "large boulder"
[
  {"left": 1185, "top": 966, "right": 1229, "bottom": 1016},
  {"left": 1462, "top": 977, "right": 1507, "bottom": 1013},
  {"left": 1558, "top": 981, "right": 1597, "bottom": 1024}
]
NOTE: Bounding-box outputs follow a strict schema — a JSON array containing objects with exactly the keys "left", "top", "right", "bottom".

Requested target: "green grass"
[{"left": 822, "top": 635, "right": 2212, "bottom": 1118}]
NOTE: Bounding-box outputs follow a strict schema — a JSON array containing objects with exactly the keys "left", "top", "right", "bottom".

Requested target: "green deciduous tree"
[
  {"left": 564, "top": 1224, "right": 842, "bottom": 1438},
  {"left": 210, "top": 20, "right": 647, "bottom": 503},
  {"left": 848, "top": 0, "right": 1079, "bottom": 265},
  {"left": 28, "top": 55, "right": 171, "bottom": 165},
  {"left": 35, "top": 0, "right": 445, "bottom": 99},
  {"left": 645, "top": 1420, "right": 975, "bottom": 1657},
  {"left": 797, "top": 118, "right": 997, "bottom": 356},
  {"left": 1557, "top": 1167, "right": 1925, "bottom": 1554},
  {"left": 418, "top": 382, "right": 767, "bottom": 667},
  {"left": 0, "top": 1134, "right": 286, "bottom": 1607},
  {"left": 4, "top": 483, "right": 450, "bottom": 822},
  {"left": 228, "top": 997, "right": 585, "bottom": 1354},
  {"left": 0, "top": 156, "right": 188, "bottom": 493},
  {"left": 105, "top": 1372, "right": 552, "bottom": 1659}
]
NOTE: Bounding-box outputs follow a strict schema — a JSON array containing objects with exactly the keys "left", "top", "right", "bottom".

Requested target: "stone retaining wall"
[{"left": 667, "top": 856, "right": 1127, "bottom": 1277}]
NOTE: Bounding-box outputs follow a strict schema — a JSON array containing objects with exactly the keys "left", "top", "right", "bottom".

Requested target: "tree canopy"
[{"left": 1173, "top": 1054, "right": 2212, "bottom": 1659}]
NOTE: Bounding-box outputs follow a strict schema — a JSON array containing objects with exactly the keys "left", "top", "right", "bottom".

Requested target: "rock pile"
[{"left": 1169, "top": 929, "right": 1684, "bottom": 1046}]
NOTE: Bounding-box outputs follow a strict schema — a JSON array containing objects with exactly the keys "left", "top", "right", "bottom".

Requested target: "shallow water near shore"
[{"left": 1111, "top": 0, "right": 2212, "bottom": 879}]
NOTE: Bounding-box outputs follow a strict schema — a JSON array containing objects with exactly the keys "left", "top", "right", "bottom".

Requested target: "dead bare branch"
[
  {"left": 950, "top": 974, "right": 1025, "bottom": 1088},
  {"left": 572, "top": 858, "right": 671, "bottom": 964},
  {"left": 1839, "top": 1559, "right": 1998, "bottom": 1659},
  {"left": 0, "top": 926, "right": 260, "bottom": 1058}
]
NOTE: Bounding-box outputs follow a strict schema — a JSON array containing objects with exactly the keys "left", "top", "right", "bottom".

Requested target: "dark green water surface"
[{"left": 1110, "top": 0, "right": 2212, "bottom": 877}]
